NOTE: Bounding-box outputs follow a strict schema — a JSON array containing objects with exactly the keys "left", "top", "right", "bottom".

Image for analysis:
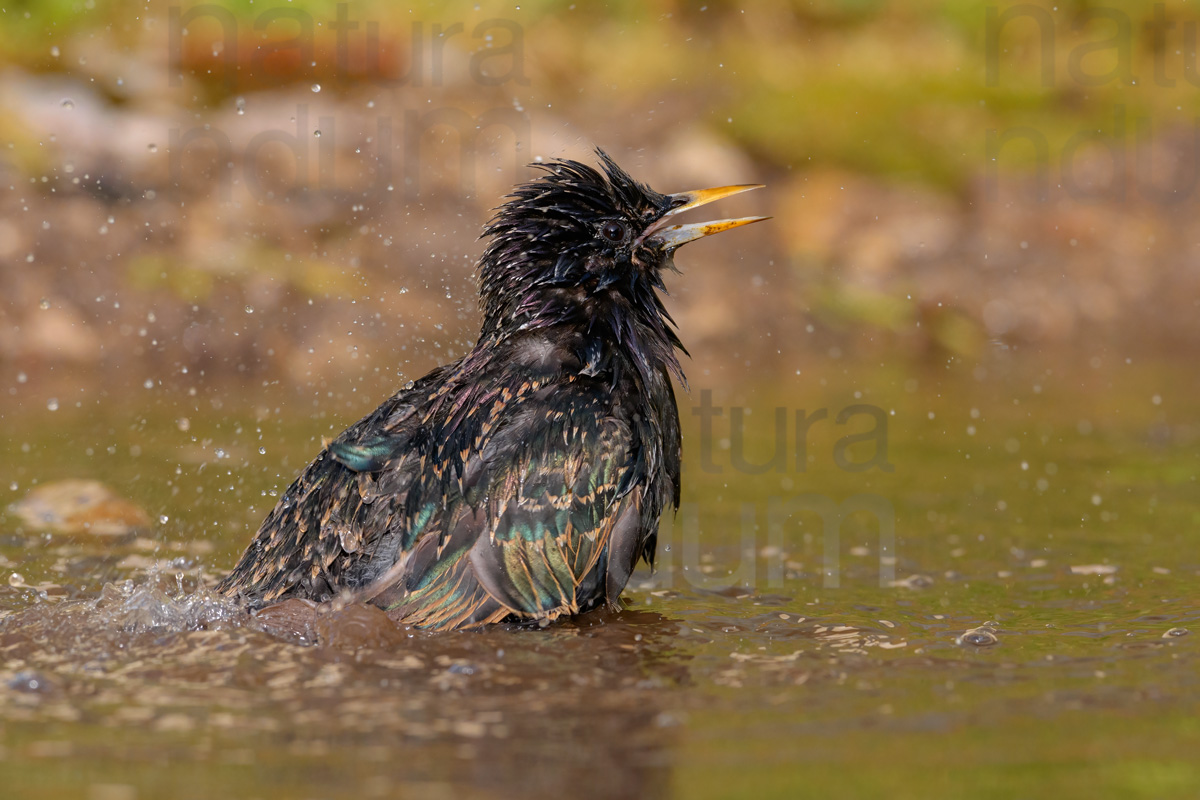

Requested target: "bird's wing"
[
  {"left": 215, "top": 383, "right": 429, "bottom": 603},
  {"left": 219, "top": 374, "right": 648, "bottom": 631},
  {"left": 361, "top": 387, "right": 645, "bottom": 629}
]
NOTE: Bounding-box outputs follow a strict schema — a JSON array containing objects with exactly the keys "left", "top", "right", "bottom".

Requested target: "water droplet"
[
  {"left": 244, "top": 305, "right": 254, "bottom": 314},
  {"left": 46, "top": 398, "right": 59, "bottom": 411},
  {"left": 9, "top": 573, "right": 25, "bottom": 587},
  {"left": 60, "top": 98, "right": 74, "bottom": 109},
  {"left": 159, "top": 515, "right": 170, "bottom": 524},
  {"left": 311, "top": 83, "right": 321, "bottom": 93},
  {"left": 957, "top": 627, "right": 998, "bottom": 647},
  {"left": 1164, "top": 627, "right": 1190, "bottom": 638},
  {"left": 147, "top": 143, "right": 158, "bottom": 153},
  {"left": 313, "top": 130, "right": 321, "bottom": 138},
  {"left": 50, "top": 46, "right": 60, "bottom": 58},
  {"left": 8, "top": 671, "right": 47, "bottom": 692},
  {"left": 143, "top": 379, "right": 154, "bottom": 389},
  {"left": 258, "top": 447, "right": 266, "bottom": 455},
  {"left": 38, "top": 298, "right": 50, "bottom": 310}
]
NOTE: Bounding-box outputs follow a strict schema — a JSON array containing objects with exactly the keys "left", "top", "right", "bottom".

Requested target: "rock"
[{"left": 9, "top": 479, "right": 150, "bottom": 535}]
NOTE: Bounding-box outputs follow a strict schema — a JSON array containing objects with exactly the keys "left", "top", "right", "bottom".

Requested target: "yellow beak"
[{"left": 643, "top": 184, "right": 769, "bottom": 249}]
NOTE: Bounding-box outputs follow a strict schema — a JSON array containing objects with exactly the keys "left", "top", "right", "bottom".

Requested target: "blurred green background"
[{"left": 3, "top": 0, "right": 1199, "bottom": 387}]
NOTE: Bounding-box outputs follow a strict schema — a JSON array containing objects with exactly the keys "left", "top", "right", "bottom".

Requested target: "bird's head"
[{"left": 477, "top": 149, "right": 766, "bottom": 357}]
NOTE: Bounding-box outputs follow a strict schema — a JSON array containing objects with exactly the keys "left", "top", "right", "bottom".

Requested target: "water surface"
[{"left": 1, "top": 353, "right": 1197, "bottom": 799}]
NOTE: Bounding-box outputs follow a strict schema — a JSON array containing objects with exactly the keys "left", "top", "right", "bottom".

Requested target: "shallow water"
[{"left": 1, "top": 353, "right": 1198, "bottom": 799}]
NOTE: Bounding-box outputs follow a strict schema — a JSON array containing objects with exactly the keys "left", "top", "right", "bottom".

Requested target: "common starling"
[{"left": 217, "top": 150, "right": 766, "bottom": 630}]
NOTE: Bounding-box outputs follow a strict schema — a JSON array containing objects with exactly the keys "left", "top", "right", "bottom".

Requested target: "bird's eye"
[{"left": 600, "top": 221, "right": 627, "bottom": 243}]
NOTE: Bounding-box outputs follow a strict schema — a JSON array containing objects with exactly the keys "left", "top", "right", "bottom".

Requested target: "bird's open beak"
[{"left": 643, "top": 184, "right": 769, "bottom": 249}]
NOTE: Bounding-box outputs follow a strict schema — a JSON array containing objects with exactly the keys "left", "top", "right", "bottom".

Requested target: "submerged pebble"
[{"left": 1070, "top": 564, "right": 1118, "bottom": 575}]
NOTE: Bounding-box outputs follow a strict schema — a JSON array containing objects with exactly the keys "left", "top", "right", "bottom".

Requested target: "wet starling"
[{"left": 217, "top": 150, "right": 766, "bottom": 630}]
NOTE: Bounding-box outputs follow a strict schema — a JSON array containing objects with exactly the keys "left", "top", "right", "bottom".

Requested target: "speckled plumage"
[{"left": 217, "top": 150, "right": 763, "bottom": 630}]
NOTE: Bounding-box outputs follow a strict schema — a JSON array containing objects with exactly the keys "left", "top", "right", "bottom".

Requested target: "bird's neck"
[{"left": 479, "top": 285, "right": 686, "bottom": 391}]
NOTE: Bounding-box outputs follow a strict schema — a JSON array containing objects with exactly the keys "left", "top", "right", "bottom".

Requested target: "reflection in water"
[{"left": 0, "top": 577, "right": 685, "bottom": 799}]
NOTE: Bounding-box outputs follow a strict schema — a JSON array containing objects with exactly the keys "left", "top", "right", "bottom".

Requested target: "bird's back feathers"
[{"left": 217, "top": 330, "right": 678, "bottom": 630}]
